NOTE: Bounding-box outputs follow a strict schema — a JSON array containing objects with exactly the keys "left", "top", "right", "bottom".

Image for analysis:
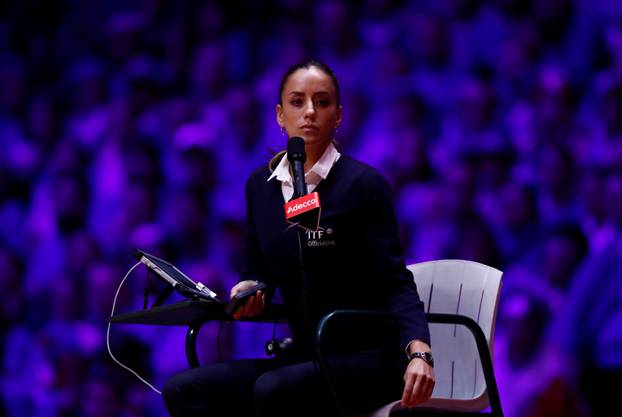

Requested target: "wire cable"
[
  {"left": 296, "top": 227, "right": 350, "bottom": 417},
  {"left": 216, "top": 319, "right": 224, "bottom": 362},
  {"left": 107, "top": 261, "right": 162, "bottom": 395}
]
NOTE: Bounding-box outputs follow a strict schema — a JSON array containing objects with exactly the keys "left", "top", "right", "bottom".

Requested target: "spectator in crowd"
[{"left": 2, "top": 1, "right": 622, "bottom": 415}]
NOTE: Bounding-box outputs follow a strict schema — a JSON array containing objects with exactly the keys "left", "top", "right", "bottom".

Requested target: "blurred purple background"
[{"left": 1, "top": 0, "right": 622, "bottom": 416}]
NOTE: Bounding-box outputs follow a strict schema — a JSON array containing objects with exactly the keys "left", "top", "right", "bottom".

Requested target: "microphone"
[
  {"left": 284, "top": 137, "right": 321, "bottom": 231},
  {"left": 287, "top": 137, "right": 308, "bottom": 198}
]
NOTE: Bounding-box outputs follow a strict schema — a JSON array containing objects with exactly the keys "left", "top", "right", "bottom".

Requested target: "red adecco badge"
[{"left": 284, "top": 192, "right": 321, "bottom": 232}]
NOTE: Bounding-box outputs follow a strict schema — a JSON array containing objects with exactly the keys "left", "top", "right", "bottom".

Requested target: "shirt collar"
[{"left": 267, "top": 142, "right": 341, "bottom": 183}]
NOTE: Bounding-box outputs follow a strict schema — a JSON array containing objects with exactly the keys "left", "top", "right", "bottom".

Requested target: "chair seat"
[
  {"left": 391, "top": 410, "right": 494, "bottom": 417},
  {"left": 365, "top": 397, "right": 491, "bottom": 417}
]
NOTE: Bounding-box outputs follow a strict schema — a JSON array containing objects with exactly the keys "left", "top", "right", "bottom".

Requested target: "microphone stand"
[
  {"left": 295, "top": 226, "right": 310, "bottom": 347},
  {"left": 291, "top": 197, "right": 350, "bottom": 417},
  {"left": 287, "top": 137, "right": 350, "bottom": 417}
]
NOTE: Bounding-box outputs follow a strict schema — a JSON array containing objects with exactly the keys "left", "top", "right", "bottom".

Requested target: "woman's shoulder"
[
  {"left": 335, "top": 156, "right": 390, "bottom": 190},
  {"left": 247, "top": 151, "right": 285, "bottom": 182},
  {"left": 245, "top": 161, "right": 272, "bottom": 190}
]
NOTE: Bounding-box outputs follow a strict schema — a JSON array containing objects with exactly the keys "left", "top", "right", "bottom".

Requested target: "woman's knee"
[
  {"left": 253, "top": 370, "right": 285, "bottom": 405},
  {"left": 252, "top": 365, "right": 322, "bottom": 415},
  {"left": 162, "top": 371, "right": 192, "bottom": 407},
  {"left": 164, "top": 361, "right": 265, "bottom": 416}
]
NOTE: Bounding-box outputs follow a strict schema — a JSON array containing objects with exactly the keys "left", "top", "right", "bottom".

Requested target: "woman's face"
[{"left": 276, "top": 66, "right": 342, "bottom": 149}]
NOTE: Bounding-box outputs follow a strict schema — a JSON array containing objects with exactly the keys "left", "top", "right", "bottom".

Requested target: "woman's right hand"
[{"left": 229, "top": 280, "right": 266, "bottom": 320}]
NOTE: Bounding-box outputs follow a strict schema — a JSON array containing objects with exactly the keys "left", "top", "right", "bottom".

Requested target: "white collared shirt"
[{"left": 267, "top": 142, "right": 341, "bottom": 201}]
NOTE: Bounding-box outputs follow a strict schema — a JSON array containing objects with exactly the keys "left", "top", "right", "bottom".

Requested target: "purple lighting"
[{"left": 1, "top": 1, "right": 621, "bottom": 416}]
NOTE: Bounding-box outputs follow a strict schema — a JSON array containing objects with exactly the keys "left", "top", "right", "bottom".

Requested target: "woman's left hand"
[
  {"left": 229, "top": 280, "right": 266, "bottom": 320},
  {"left": 401, "top": 343, "right": 435, "bottom": 408}
]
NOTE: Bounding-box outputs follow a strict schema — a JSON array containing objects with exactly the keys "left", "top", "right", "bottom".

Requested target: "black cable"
[
  {"left": 143, "top": 270, "right": 152, "bottom": 309},
  {"left": 216, "top": 320, "right": 223, "bottom": 362},
  {"left": 295, "top": 228, "right": 310, "bottom": 345},
  {"left": 295, "top": 227, "right": 348, "bottom": 417}
]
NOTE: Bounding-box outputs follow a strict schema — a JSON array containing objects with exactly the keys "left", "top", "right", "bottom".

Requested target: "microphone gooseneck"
[{"left": 287, "top": 137, "right": 308, "bottom": 198}]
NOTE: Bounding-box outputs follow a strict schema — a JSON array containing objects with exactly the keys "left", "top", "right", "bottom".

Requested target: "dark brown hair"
[{"left": 278, "top": 59, "right": 341, "bottom": 106}]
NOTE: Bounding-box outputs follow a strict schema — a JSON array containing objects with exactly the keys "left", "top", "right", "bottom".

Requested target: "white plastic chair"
[{"left": 316, "top": 259, "right": 504, "bottom": 417}]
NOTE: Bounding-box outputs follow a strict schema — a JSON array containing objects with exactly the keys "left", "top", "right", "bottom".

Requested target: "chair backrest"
[{"left": 408, "top": 259, "right": 502, "bottom": 410}]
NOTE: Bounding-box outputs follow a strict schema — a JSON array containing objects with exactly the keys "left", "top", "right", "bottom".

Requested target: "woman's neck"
[{"left": 304, "top": 141, "right": 330, "bottom": 172}]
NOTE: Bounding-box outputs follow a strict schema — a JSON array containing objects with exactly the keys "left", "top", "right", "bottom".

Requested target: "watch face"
[
  {"left": 411, "top": 352, "right": 434, "bottom": 367},
  {"left": 423, "top": 352, "right": 434, "bottom": 366}
]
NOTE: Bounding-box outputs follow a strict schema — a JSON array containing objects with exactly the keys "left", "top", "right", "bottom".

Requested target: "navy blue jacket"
[{"left": 241, "top": 155, "right": 430, "bottom": 357}]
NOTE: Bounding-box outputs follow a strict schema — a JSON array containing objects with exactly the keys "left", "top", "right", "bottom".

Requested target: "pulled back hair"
[
  {"left": 271, "top": 60, "right": 341, "bottom": 171},
  {"left": 278, "top": 59, "right": 341, "bottom": 106}
]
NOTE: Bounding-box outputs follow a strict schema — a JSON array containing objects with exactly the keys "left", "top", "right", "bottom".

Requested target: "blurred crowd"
[{"left": 1, "top": 0, "right": 622, "bottom": 416}]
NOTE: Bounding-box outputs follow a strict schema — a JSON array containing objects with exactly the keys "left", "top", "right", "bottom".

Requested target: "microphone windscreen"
[{"left": 287, "top": 137, "right": 306, "bottom": 162}]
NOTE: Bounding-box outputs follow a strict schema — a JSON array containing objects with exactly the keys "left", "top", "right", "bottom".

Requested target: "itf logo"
[{"left": 305, "top": 227, "right": 336, "bottom": 247}]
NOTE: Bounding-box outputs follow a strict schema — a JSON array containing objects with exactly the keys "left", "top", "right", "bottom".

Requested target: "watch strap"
[{"left": 408, "top": 351, "right": 434, "bottom": 368}]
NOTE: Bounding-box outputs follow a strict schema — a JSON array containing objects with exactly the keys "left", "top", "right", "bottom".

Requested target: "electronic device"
[
  {"left": 225, "top": 281, "right": 267, "bottom": 315},
  {"left": 133, "top": 249, "right": 221, "bottom": 303}
]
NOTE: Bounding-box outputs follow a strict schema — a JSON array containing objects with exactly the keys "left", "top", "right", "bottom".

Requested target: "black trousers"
[
  {"left": 581, "top": 366, "right": 622, "bottom": 417},
  {"left": 163, "top": 351, "right": 405, "bottom": 417}
]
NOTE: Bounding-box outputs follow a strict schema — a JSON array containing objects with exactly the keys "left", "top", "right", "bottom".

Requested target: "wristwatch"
[{"left": 408, "top": 351, "right": 434, "bottom": 368}]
